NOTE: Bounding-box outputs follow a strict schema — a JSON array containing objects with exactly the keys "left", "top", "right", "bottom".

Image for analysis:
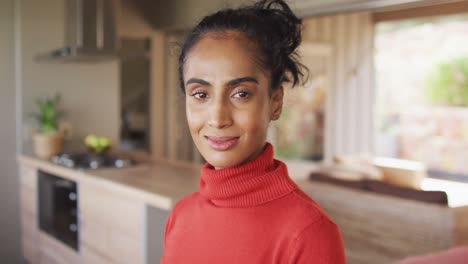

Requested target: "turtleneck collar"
[{"left": 198, "top": 143, "right": 298, "bottom": 208}]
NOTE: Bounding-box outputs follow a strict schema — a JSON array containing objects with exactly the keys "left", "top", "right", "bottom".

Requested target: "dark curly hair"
[{"left": 178, "top": 0, "right": 307, "bottom": 93}]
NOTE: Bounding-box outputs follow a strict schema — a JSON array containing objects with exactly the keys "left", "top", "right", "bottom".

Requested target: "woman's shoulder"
[
  {"left": 277, "top": 186, "right": 339, "bottom": 231},
  {"left": 169, "top": 191, "right": 203, "bottom": 214},
  {"left": 284, "top": 188, "right": 345, "bottom": 261}
]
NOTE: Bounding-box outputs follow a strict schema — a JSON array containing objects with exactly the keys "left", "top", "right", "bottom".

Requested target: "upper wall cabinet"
[
  {"left": 113, "top": 0, "right": 154, "bottom": 38},
  {"left": 128, "top": 0, "right": 240, "bottom": 31}
]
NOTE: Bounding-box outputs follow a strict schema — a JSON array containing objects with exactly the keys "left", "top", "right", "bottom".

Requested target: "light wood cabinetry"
[
  {"left": 19, "top": 164, "right": 39, "bottom": 263},
  {"left": 18, "top": 157, "right": 176, "bottom": 264},
  {"left": 79, "top": 182, "right": 146, "bottom": 264},
  {"left": 81, "top": 245, "right": 114, "bottom": 264},
  {"left": 37, "top": 231, "right": 81, "bottom": 264},
  {"left": 19, "top": 164, "right": 81, "bottom": 264},
  {"left": 19, "top": 165, "right": 148, "bottom": 264}
]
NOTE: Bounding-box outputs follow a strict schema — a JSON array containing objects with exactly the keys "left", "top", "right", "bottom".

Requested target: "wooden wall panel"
[
  {"left": 157, "top": 32, "right": 203, "bottom": 165},
  {"left": 303, "top": 12, "right": 375, "bottom": 158},
  {"left": 373, "top": 1, "right": 468, "bottom": 22},
  {"left": 150, "top": 32, "right": 166, "bottom": 159}
]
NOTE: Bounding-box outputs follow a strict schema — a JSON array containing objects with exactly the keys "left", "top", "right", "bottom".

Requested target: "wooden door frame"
[{"left": 373, "top": 0, "right": 468, "bottom": 22}]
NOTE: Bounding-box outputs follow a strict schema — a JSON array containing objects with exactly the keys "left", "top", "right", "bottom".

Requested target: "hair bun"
[
  {"left": 254, "top": 0, "right": 302, "bottom": 55},
  {"left": 178, "top": 0, "right": 308, "bottom": 92}
]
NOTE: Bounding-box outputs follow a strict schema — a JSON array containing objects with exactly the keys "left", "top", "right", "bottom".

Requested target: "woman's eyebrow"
[
  {"left": 186, "top": 78, "right": 210, "bottom": 86},
  {"left": 186, "top": 77, "right": 258, "bottom": 87},
  {"left": 226, "top": 77, "right": 258, "bottom": 86}
]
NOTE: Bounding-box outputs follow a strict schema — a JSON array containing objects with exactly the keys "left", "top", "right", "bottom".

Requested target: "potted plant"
[{"left": 31, "top": 94, "right": 65, "bottom": 159}]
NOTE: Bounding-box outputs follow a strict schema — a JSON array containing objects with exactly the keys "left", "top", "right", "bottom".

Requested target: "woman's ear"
[{"left": 271, "top": 86, "right": 284, "bottom": 121}]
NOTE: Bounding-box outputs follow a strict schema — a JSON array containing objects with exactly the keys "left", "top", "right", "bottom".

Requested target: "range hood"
[{"left": 36, "top": 0, "right": 118, "bottom": 62}]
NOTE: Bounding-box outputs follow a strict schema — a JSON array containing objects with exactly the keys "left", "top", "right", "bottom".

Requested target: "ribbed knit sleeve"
[
  {"left": 161, "top": 200, "right": 181, "bottom": 264},
  {"left": 289, "top": 216, "right": 346, "bottom": 264},
  {"left": 163, "top": 211, "right": 174, "bottom": 250}
]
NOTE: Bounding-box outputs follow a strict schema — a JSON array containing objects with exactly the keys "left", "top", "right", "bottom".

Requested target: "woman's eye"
[
  {"left": 232, "top": 91, "right": 250, "bottom": 98},
  {"left": 192, "top": 92, "right": 208, "bottom": 99}
]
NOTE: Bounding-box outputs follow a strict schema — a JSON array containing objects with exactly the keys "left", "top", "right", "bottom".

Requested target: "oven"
[{"left": 38, "top": 170, "right": 79, "bottom": 251}]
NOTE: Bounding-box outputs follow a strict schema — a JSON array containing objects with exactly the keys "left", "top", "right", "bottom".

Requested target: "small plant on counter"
[
  {"left": 32, "top": 93, "right": 63, "bottom": 133},
  {"left": 31, "top": 93, "right": 65, "bottom": 160}
]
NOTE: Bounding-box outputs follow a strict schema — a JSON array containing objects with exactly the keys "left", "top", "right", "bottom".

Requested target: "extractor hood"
[{"left": 36, "top": 0, "right": 118, "bottom": 62}]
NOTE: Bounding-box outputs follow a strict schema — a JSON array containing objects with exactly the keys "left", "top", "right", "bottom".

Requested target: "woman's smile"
[{"left": 204, "top": 136, "right": 240, "bottom": 151}]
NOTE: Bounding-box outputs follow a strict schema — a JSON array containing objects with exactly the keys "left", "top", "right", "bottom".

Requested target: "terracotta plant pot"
[{"left": 32, "top": 131, "right": 65, "bottom": 160}]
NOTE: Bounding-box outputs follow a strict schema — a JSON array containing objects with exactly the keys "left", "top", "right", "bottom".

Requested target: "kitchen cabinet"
[
  {"left": 19, "top": 167, "right": 168, "bottom": 264},
  {"left": 19, "top": 164, "right": 80, "bottom": 264},
  {"left": 79, "top": 182, "right": 146, "bottom": 264},
  {"left": 146, "top": 205, "right": 170, "bottom": 263},
  {"left": 18, "top": 155, "right": 190, "bottom": 264},
  {"left": 37, "top": 231, "right": 80, "bottom": 264},
  {"left": 19, "top": 163, "right": 39, "bottom": 263},
  {"left": 78, "top": 186, "right": 170, "bottom": 264},
  {"left": 81, "top": 245, "right": 114, "bottom": 264},
  {"left": 19, "top": 164, "right": 150, "bottom": 264}
]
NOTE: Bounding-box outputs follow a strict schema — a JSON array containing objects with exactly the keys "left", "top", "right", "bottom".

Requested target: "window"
[{"left": 374, "top": 14, "right": 468, "bottom": 181}]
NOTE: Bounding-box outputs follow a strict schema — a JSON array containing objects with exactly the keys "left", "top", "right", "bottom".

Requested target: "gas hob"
[{"left": 51, "top": 152, "right": 136, "bottom": 169}]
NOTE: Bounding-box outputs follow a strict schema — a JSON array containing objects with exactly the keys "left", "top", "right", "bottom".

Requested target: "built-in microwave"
[{"left": 38, "top": 170, "right": 79, "bottom": 251}]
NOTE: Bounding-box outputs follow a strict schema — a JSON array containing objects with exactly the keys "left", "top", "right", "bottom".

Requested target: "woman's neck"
[{"left": 214, "top": 142, "right": 267, "bottom": 170}]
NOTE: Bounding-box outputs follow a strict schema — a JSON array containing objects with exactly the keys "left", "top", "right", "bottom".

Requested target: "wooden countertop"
[
  {"left": 18, "top": 154, "right": 201, "bottom": 210},
  {"left": 18, "top": 154, "right": 468, "bottom": 210}
]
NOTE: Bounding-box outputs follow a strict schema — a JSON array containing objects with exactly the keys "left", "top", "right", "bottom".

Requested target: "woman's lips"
[{"left": 205, "top": 136, "right": 239, "bottom": 151}]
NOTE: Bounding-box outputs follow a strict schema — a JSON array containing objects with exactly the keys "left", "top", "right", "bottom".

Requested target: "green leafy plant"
[
  {"left": 424, "top": 57, "right": 468, "bottom": 107},
  {"left": 32, "top": 94, "right": 63, "bottom": 134}
]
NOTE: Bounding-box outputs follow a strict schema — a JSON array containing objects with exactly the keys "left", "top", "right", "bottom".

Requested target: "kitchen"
[
  {"left": 2, "top": 0, "right": 468, "bottom": 263},
  {"left": 13, "top": 0, "right": 204, "bottom": 262}
]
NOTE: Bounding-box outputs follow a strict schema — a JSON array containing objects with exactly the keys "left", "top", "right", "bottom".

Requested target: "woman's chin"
[{"left": 203, "top": 151, "right": 244, "bottom": 169}]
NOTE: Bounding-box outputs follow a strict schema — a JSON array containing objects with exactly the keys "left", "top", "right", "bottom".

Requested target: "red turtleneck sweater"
[{"left": 161, "top": 143, "right": 346, "bottom": 264}]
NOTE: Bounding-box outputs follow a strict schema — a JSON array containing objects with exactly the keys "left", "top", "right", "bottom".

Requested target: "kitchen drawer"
[
  {"left": 20, "top": 186, "right": 36, "bottom": 216},
  {"left": 19, "top": 164, "right": 37, "bottom": 191},
  {"left": 81, "top": 221, "right": 144, "bottom": 264},
  {"left": 80, "top": 183, "right": 144, "bottom": 238},
  {"left": 108, "top": 229, "right": 144, "bottom": 264},
  {"left": 21, "top": 211, "right": 39, "bottom": 263},
  {"left": 38, "top": 249, "right": 63, "bottom": 264},
  {"left": 22, "top": 234, "right": 39, "bottom": 264},
  {"left": 80, "top": 220, "right": 107, "bottom": 254},
  {"left": 38, "top": 231, "right": 80, "bottom": 264},
  {"left": 21, "top": 209, "right": 37, "bottom": 238},
  {"left": 81, "top": 245, "right": 113, "bottom": 264}
]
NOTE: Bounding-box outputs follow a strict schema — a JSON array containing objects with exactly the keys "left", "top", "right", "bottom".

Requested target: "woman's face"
[{"left": 183, "top": 32, "right": 283, "bottom": 169}]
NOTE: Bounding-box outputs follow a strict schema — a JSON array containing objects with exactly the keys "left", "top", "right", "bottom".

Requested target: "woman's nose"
[{"left": 207, "top": 98, "right": 232, "bottom": 129}]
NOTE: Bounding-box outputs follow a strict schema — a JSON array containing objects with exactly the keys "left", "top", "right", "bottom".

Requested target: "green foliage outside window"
[{"left": 425, "top": 57, "right": 468, "bottom": 107}]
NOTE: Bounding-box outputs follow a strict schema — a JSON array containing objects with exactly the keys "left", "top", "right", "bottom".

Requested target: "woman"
[{"left": 162, "top": 0, "right": 346, "bottom": 263}]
